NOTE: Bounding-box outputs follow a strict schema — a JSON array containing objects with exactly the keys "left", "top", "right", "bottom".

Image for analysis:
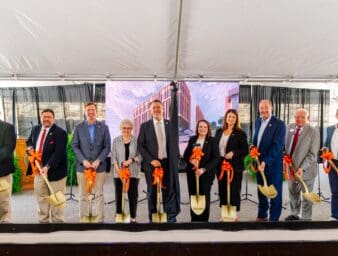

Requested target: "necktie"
[
  {"left": 290, "top": 128, "right": 300, "bottom": 156},
  {"left": 38, "top": 129, "right": 47, "bottom": 153},
  {"left": 156, "top": 121, "right": 165, "bottom": 159}
]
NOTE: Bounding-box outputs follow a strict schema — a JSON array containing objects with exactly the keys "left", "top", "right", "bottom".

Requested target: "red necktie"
[
  {"left": 38, "top": 129, "right": 47, "bottom": 153},
  {"left": 290, "top": 128, "right": 300, "bottom": 156}
]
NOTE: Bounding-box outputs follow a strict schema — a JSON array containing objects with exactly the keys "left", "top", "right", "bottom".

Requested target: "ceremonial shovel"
[
  {"left": 35, "top": 161, "right": 66, "bottom": 208},
  {"left": 190, "top": 172, "right": 206, "bottom": 215},
  {"left": 152, "top": 176, "right": 167, "bottom": 223},
  {"left": 295, "top": 174, "right": 321, "bottom": 203},
  {"left": 221, "top": 170, "right": 237, "bottom": 221},
  {"left": 255, "top": 159, "right": 278, "bottom": 198},
  {"left": 115, "top": 178, "right": 130, "bottom": 223}
]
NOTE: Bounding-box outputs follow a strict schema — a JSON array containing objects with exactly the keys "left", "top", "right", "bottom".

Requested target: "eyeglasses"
[{"left": 122, "top": 127, "right": 132, "bottom": 130}]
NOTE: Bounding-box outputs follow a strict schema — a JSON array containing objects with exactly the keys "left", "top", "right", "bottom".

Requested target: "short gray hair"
[
  {"left": 295, "top": 108, "right": 309, "bottom": 118},
  {"left": 119, "top": 119, "right": 134, "bottom": 129}
]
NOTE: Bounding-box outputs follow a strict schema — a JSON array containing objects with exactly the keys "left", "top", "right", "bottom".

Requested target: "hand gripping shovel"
[
  {"left": 190, "top": 173, "right": 206, "bottom": 215},
  {"left": 221, "top": 169, "right": 237, "bottom": 222},
  {"left": 255, "top": 158, "right": 278, "bottom": 199},
  {"left": 115, "top": 178, "right": 131, "bottom": 223},
  {"left": 152, "top": 176, "right": 167, "bottom": 223},
  {"left": 81, "top": 169, "right": 99, "bottom": 223},
  {"left": 295, "top": 174, "right": 321, "bottom": 203},
  {"left": 35, "top": 161, "right": 66, "bottom": 208}
]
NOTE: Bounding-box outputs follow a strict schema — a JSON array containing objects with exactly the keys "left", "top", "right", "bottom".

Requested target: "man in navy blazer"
[
  {"left": 324, "top": 108, "right": 338, "bottom": 220},
  {"left": 26, "top": 109, "right": 68, "bottom": 223},
  {"left": 252, "top": 99, "right": 286, "bottom": 221},
  {"left": 72, "top": 102, "right": 111, "bottom": 222},
  {"left": 0, "top": 116, "right": 16, "bottom": 223}
]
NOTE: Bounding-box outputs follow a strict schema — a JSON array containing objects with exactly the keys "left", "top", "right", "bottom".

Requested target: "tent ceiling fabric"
[{"left": 0, "top": 0, "right": 338, "bottom": 80}]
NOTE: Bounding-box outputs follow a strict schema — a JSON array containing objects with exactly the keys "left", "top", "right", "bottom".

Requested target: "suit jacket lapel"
[
  {"left": 164, "top": 119, "right": 169, "bottom": 142},
  {"left": 149, "top": 120, "right": 158, "bottom": 150},
  {"left": 253, "top": 119, "right": 262, "bottom": 145},
  {"left": 93, "top": 121, "right": 102, "bottom": 145},
  {"left": 293, "top": 125, "right": 309, "bottom": 155},
  {"left": 286, "top": 124, "right": 296, "bottom": 154},
  {"left": 259, "top": 116, "right": 274, "bottom": 148}
]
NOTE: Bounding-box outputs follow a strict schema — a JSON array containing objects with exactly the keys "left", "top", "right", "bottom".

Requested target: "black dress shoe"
[{"left": 285, "top": 215, "right": 300, "bottom": 221}]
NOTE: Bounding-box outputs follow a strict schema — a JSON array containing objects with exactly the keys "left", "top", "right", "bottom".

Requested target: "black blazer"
[
  {"left": 0, "top": 120, "right": 16, "bottom": 177},
  {"left": 137, "top": 119, "right": 170, "bottom": 172},
  {"left": 26, "top": 124, "right": 68, "bottom": 182},
  {"left": 214, "top": 128, "right": 248, "bottom": 172},
  {"left": 183, "top": 135, "right": 220, "bottom": 181}
]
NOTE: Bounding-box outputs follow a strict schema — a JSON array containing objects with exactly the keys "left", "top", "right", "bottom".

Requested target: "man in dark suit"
[
  {"left": 26, "top": 109, "right": 68, "bottom": 223},
  {"left": 137, "top": 99, "right": 179, "bottom": 222},
  {"left": 252, "top": 99, "right": 286, "bottom": 221},
  {"left": 72, "top": 102, "right": 111, "bottom": 222},
  {"left": 0, "top": 116, "right": 16, "bottom": 223}
]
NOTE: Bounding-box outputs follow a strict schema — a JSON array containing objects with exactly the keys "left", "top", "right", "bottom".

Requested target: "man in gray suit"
[
  {"left": 72, "top": 102, "right": 111, "bottom": 222},
  {"left": 0, "top": 114, "right": 16, "bottom": 223},
  {"left": 285, "top": 108, "right": 320, "bottom": 221}
]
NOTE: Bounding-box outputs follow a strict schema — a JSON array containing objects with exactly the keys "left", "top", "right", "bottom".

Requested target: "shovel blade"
[
  {"left": 258, "top": 185, "right": 278, "bottom": 199},
  {"left": 81, "top": 215, "right": 99, "bottom": 223},
  {"left": 115, "top": 213, "right": 131, "bottom": 223},
  {"left": 302, "top": 192, "right": 321, "bottom": 203},
  {"left": 152, "top": 212, "right": 167, "bottom": 223},
  {"left": 190, "top": 195, "right": 206, "bottom": 215},
  {"left": 47, "top": 195, "right": 66, "bottom": 208},
  {"left": 221, "top": 205, "right": 237, "bottom": 222}
]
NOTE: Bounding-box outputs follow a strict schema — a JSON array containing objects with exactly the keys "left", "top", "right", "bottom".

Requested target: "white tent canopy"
[{"left": 1, "top": 0, "right": 338, "bottom": 82}]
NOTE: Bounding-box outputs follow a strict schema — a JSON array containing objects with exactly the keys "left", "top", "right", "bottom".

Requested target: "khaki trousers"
[
  {"left": 0, "top": 174, "right": 12, "bottom": 223},
  {"left": 34, "top": 175, "right": 67, "bottom": 223},
  {"left": 77, "top": 172, "right": 105, "bottom": 222}
]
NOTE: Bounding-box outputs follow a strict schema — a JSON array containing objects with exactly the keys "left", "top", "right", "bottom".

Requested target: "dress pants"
[
  {"left": 0, "top": 174, "right": 12, "bottom": 223},
  {"left": 288, "top": 176, "right": 315, "bottom": 220},
  {"left": 77, "top": 171, "right": 106, "bottom": 222},
  {"left": 329, "top": 159, "right": 338, "bottom": 219},
  {"left": 144, "top": 159, "right": 176, "bottom": 222},
  {"left": 256, "top": 170, "right": 283, "bottom": 221},
  {"left": 187, "top": 169, "right": 211, "bottom": 222},
  {"left": 114, "top": 177, "right": 139, "bottom": 219},
  {"left": 34, "top": 175, "right": 66, "bottom": 223}
]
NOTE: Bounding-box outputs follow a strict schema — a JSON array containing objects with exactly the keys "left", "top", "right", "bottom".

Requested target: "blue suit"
[
  {"left": 253, "top": 115, "right": 286, "bottom": 221},
  {"left": 324, "top": 125, "right": 338, "bottom": 219}
]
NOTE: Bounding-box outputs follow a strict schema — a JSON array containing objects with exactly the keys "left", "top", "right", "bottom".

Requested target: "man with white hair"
[{"left": 284, "top": 108, "right": 320, "bottom": 221}]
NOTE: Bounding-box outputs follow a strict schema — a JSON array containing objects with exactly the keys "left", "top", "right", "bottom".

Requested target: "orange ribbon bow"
[
  {"left": 190, "top": 146, "right": 204, "bottom": 171},
  {"left": 321, "top": 150, "right": 336, "bottom": 174},
  {"left": 118, "top": 167, "right": 131, "bottom": 192},
  {"left": 249, "top": 146, "right": 261, "bottom": 173},
  {"left": 27, "top": 149, "right": 42, "bottom": 175},
  {"left": 152, "top": 167, "right": 165, "bottom": 189},
  {"left": 283, "top": 154, "right": 295, "bottom": 180},
  {"left": 84, "top": 168, "right": 96, "bottom": 193},
  {"left": 218, "top": 159, "right": 234, "bottom": 182}
]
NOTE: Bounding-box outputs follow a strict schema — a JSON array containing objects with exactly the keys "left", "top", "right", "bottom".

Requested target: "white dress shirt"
[
  {"left": 219, "top": 133, "right": 230, "bottom": 157},
  {"left": 35, "top": 126, "right": 51, "bottom": 152},
  {"left": 153, "top": 118, "right": 167, "bottom": 159},
  {"left": 257, "top": 116, "right": 272, "bottom": 148}
]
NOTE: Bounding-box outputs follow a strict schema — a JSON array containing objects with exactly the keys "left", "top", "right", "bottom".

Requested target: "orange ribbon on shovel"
[
  {"left": 27, "top": 149, "right": 42, "bottom": 175},
  {"left": 118, "top": 167, "right": 131, "bottom": 192},
  {"left": 321, "top": 150, "right": 338, "bottom": 174},
  {"left": 190, "top": 147, "right": 204, "bottom": 162},
  {"left": 218, "top": 159, "right": 234, "bottom": 182},
  {"left": 84, "top": 168, "right": 96, "bottom": 193},
  {"left": 249, "top": 146, "right": 261, "bottom": 172},
  {"left": 153, "top": 167, "right": 165, "bottom": 189},
  {"left": 283, "top": 154, "right": 295, "bottom": 180}
]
